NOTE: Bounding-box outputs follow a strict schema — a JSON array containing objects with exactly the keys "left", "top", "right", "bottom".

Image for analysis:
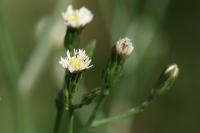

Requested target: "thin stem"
[
  {"left": 91, "top": 63, "right": 179, "bottom": 128},
  {"left": 92, "top": 96, "right": 155, "bottom": 128},
  {"left": 53, "top": 72, "right": 68, "bottom": 133},
  {"left": 67, "top": 93, "right": 74, "bottom": 133},
  {"left": 80, "top": 49, "right": 124, "bottom": 133},
  {"left": 80, "top": 89, "right": 109, "bottom": 133},
  {"left": 54, "top": 108, "right": 65, "bottom": 133},
  {"left": 67, "top": 110, "right": 74, "bottom": 133}
]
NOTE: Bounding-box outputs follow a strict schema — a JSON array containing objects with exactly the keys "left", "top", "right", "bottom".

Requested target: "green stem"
[
  {"left": 67, "top": 93, "right": 74, "bottom": 133},
  {"left": 80, "top": 89, "right": 109, "bottom": 133},
  {"left": 67, "top": 110, "right": 74, "bottom": 133},
  {"left": 64, "top": 28, "right": 80, "bottom": 51},
  {"left": 92, "top": 95, "right": 155, "bottom": 128},
  {"left": 80, "top": 49, "right": 124, "bottom": 133},
  {"left": 91, "top": 63, "right": 179, "bottom": 128},
  {"left": 53, "top": 72, "right": 69, "bottom": 133},
  {"left": 54, "top": 108, "right": 65, "bottom": 133}
]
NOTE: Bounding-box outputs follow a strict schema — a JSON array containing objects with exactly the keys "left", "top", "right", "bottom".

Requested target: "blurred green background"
[{"left": 0, "top": 0, "right": 200, "bottom": 133}]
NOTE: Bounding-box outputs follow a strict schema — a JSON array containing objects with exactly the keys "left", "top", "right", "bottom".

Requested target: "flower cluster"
[
  {"left": 54, "top": 3, "right": 179, "bottom": 133},
  {"left": 59, "top": 49, "right": 92, "bottom": 73},
  {"left": 116, "top": 37, "right": 134, "bottom": 56},
  {"left": 62, "top": 5, "right": 93, "bottom": 28}
]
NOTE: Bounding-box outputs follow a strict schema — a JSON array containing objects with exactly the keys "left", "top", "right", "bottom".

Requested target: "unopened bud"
[
  {"left": 115, "top": 37, "right": 134, "bottom": 56},
  {"left": 152, "top": 64, "right": 179, "bottom": 96},
  {"left": 164, "top": 64, "right": 179, "bottom": 79},
  {"left": 159, "top": 64, "right": 179, "bottom": 83}
]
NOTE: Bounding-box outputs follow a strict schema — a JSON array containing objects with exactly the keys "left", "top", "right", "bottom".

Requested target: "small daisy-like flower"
[
  {"left": 62, "top": 5, "right": 93, "bottom": 28},
  {"left": 59, "top": 49, "right": 92, "bottom": 73},
  {"left": 116, "top": 37, "right": 134, "bottom": 56}
]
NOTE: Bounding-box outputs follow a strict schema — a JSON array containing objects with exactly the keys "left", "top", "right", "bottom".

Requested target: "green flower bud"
[{"left": 152, "top": 64, "right": 179, "bottom": 96}]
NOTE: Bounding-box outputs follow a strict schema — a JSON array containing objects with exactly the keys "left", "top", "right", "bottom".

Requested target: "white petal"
[
  {"left": 67, "top": 5, "right": 73, "bottom": 14},
  {"left": 59, "top": 57, "right": 68, "bottom": 68},
  {"left": 62, "top": 5, "right": 93, "bottom": 28},
  {"left": 67, "top": 50, "right": 71, "bottom": 58},
  {"left": 79, "top": 7, "right": 93, "bottom": 26}
]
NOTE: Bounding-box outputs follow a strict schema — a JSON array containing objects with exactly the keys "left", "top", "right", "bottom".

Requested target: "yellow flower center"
[
  {"left": 69, "top": 11, "right": 80, "bottom": 24},
  {"left": 70, "top": 57, "right": 84, "bottom": 69}
]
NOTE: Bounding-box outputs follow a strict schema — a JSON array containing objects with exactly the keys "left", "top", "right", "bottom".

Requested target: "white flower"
[
  {"left": 59, "top": 49, "right": 92, "bottom": 73},
  {"left": 116, "top": 37, "right": 134, "bottom": 56},
  {"left": 62, "top": 5, "right": 93, "bottom": 28}
]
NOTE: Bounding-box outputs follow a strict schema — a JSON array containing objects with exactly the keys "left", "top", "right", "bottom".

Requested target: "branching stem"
[
  {"left": 92, "top": 95, "right": 155, "bottom": 127},
  {"left": 80, "top": 89, "right": 109, "bottom": 133}
]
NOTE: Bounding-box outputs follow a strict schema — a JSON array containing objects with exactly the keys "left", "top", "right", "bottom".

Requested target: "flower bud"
[
  {"left": 115, "top": 37, "right": 134, "bottom": 56},
  {"left": 163, "top": 64, "right": 179, "bottom": 80},
  {"left": 152, "top": 64, "right": 179, "bottom": 96},
  {"left": 158, "top": 64, "right": 179, "bottom": 84}
]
